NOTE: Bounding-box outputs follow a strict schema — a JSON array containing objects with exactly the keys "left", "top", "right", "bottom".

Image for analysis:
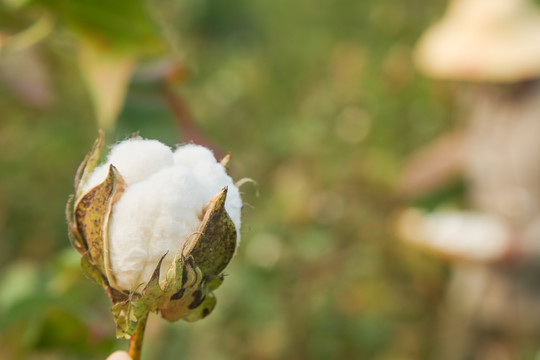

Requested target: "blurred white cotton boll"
[
  {"left": 422, "top": 212, "right": 509, "bottom": 261},
  {"left": 398, "top": 209, "right": 510, "bottom": 262},
  {"left": 109, "top": 166, "right": 204, "bottom": 290}
]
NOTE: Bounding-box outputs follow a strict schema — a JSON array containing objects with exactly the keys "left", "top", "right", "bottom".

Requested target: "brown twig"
[{"left": 162, "top": 83, "right": 224, "bottom": 159}]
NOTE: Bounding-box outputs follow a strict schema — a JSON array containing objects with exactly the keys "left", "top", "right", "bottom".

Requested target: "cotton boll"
[
  {"left": 107, "top": 139, "right": 174, "bottom": 185},
  {"left": 173, "top": 144, "right": 217, "bottom": 169},
  {"left": 108, "top": 166, "right": 205, "bottom": 291},
  {"left": 69, "top": 133, "right": 246, "bottom": 332},
  {"left": 83, "top": 139, "right": 243, "bottom": 291}
]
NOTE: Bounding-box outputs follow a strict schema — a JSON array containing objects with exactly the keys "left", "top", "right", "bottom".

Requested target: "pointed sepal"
[
  {"left": 80, "top": 253, "right": 105, "bottom": 286},
  {"left": 73, "top": 165, "right": 126, "bottom": 276},
  {"left": 183, "top": 187, "right": 237, "bottom": 276},
  {"left": 220, "top": 153, "right": 231, "bottom": 170},
  {"left": 141, "top": 253, "right": 166, "bottom": 307},
  {"left": 75, "top": 130, "right": 105, "bottom": 198}
]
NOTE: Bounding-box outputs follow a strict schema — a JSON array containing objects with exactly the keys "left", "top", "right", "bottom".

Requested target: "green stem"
[{"left": 128, "top": 313, "right": 149, "bottom": 360}]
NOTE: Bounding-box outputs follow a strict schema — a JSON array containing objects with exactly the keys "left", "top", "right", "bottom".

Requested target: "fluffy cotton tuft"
[
  {"left": 81, "top": 139, "right": 242, "bottom": 291},
  {"left": 173, "top": 144, "right": 218, "bottom": 169},
  {"left": 173, "top": 146, "right": 242, "bottom": 229},
  {"left": 82, "top": 138, "right": 174, "bottom": 193}
]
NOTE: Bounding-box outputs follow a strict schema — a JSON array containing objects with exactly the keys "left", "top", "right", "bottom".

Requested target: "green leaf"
[{"left": 32, "top": 0, "right": 161, "bottom": 54}]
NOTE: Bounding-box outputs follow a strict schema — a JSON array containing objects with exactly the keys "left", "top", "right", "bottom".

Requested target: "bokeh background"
[{"left": 0, "top": 0, "right": 526, "bottom": 359}]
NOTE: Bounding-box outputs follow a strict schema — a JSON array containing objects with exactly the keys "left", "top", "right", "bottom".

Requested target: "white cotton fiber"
[
  {"left": 106, "top": 139, "right": 174, "bottom": 185},
  {"left": 108, "top": 167, "right": 204, "bottom": 290},
  {"left": 422, "top": 212, "right": 509, "bottom": 261},
  {"left": 173, "top": 145, "right": 242, "bottom": 231},
  {"left": 191, "top": 161, "right": 243, "bottom": 230},
  {"left": 82, "top": 138, "right": 174, "bottom": 193},
  {"left": 81, "top": 138, "right": 243, "bottom": 291},
  {"left": 173, "top": 144, "right": 217, "bottom": 169}
]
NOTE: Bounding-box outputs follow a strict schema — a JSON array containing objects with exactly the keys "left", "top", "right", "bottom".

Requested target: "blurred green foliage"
[
  {"left": 0, "top": 0, "right": 461, "bottom": 359},
  {"left": 34, "top": 0, "right": 160, "bottom": 51}
]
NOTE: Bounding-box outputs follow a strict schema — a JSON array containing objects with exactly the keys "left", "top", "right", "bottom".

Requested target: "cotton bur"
[{"left": 66, "top": 131, "right": 243, "bottom": 359}]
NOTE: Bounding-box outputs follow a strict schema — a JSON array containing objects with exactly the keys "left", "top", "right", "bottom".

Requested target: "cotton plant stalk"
[{"left": 66, "top": 131, "right": 242, "bottom": 359}]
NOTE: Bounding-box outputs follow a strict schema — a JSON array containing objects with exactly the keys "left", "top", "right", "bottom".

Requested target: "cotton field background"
[{"left": 2, "top": 0, "right": 535, "bottom": 359}]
